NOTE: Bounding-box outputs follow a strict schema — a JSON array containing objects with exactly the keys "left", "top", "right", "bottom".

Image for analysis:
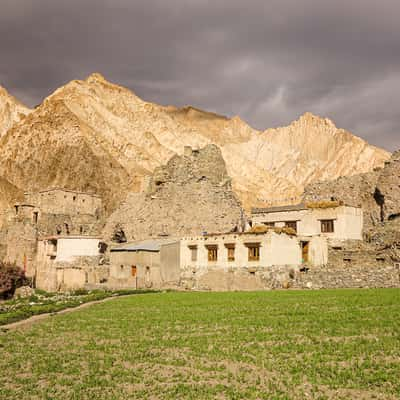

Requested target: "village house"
[
  {"left": 2, "top": 188, "right": 374, "bottom": 292},
  {"left": 109, "top": 230, "right": 307, "bottom": 291},
  {"left": 251, "top": 203, "right": 363, "bottom": 240},
  {"left": 251, "top": 202, "right": 363, "bottom": 263},
  {"left": 35, "top": 235, "right": 107, "bottom": 292},
  {"left": 109, "top": 238, "right": 180, "bottom": 289},
  {"left": 2, "top": 188, "right": 106, "bottom": 290}
]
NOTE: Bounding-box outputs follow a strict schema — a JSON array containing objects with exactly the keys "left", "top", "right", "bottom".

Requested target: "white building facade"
[
  {"left": 35, "top": 236, "right": 104, "bottom": 291},
  {"left": 180, "top": 231, "right": 302, "bottom": 271},
  {"left": 251, "top": 204, "right": 363, "bottom": 241}
]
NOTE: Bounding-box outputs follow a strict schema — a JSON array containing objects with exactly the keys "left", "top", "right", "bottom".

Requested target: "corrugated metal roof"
[
  {"left": 110, "top": 238, "right": 179, "bottom": 252},
  {"left": 251, "top": 204, "right": 308, "bottom": 214}
]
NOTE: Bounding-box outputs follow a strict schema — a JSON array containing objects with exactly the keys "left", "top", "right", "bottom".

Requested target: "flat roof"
[
  {"left": 252, "top": 204, "right": 308, "bottom": 214},
  {"left": 110, "top": 238, "right": 179, "bottom": 252},
  {"left": 252, "top": 202, "right": 359, "bottom": 214}
]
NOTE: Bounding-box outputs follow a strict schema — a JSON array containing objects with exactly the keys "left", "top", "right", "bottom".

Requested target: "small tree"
[{"left": 0, "top": 262, "right": 30, "bottom": 299}]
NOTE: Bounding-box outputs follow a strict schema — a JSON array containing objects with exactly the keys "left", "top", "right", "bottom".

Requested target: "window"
[
  {"left": 73, "top": 196, "right": 77, "bottom": 201},
  {"left": 188, "top": 245, "right": 198, "bottom": 262},
  {"left": 33, "top": 212, "right": 39, "bottom": 224},
  {"left": 321, "top": 219, "right": 334, "bottom": 233},
  {"left": 263, "top": 222, "right": 275, "bottom": 227},
  {"left": 285, "top": 221, "right": 297, "bottom": 232},
  {"left": 48, "top": 239, "right": 57, "bottom": 259},
  {"left": 64, "top": 223, "right": 70, "bottom": 235},
  {"left": 206, "top": 245, "right": 218, "bottom": 262},
  {"left": 98, "top": 242, "right": 108, "bottom": 254},
  {"left": 225, "top": 243, "right": 235, "bottom": 261},
  {"left": 246, "top": 243, "right": 261, "bottom": 261}
]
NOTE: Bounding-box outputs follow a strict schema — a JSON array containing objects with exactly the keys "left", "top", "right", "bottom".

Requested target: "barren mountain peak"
[
  {"left": 294, "top": 112, "right": 336, "bottom": 128},
  {"left": 85, "top": 72, "right": 107, "bottom": 82},
  {"left": 0, "top": 85, "right": 31, "bottom": 138},
  {"left": 0, "top": 75, "right": 391, "bottom": 216}
]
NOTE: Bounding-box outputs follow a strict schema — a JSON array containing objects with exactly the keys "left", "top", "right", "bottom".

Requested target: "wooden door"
[{"left": 301, "top": 242, "right": 309, "bottom": 263}]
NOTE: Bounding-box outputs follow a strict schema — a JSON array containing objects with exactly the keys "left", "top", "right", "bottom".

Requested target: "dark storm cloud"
[{"left": 0, "top": 0, "right": 399, "bottom": 150}]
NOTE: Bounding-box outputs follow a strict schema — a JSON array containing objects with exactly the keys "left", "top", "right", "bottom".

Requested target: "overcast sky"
[{"left": 0, "top": 0, "right": 399, "bottom": 151}]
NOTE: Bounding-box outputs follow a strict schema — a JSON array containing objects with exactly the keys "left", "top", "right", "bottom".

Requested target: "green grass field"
[{"left": 0, "top": 289, "right": 399, "bottom": 399}]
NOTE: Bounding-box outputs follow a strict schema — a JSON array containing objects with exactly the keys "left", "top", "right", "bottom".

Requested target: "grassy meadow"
[{"left": 0, "top": 289, "right": 399, "bottom": 399}]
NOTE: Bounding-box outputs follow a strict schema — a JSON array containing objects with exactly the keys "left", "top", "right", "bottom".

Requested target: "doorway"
[{"left": 301, "top": 241, "right": 309, "bottom": 264}]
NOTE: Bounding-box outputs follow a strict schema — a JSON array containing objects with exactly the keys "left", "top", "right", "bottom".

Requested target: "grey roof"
[
  {"left": 251, "top": 204, "right": 308, "bottom": 214},
  {"left": 110, "top": 238, "right": 179, "bottom": 252}
]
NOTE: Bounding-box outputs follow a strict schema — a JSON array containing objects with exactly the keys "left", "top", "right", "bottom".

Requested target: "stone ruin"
[
  {"left": 103, "top": 144, "right": 244, "bottom": 242},
  {"left": 0, "top": 188, "right": 104, "bottom": 279}
]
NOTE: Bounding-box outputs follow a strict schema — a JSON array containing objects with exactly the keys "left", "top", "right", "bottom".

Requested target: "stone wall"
[
  {"left": 179, "top": 265, "right": 299, "bottom": 291},
  {"left": 25, "top": 189, "right": 103, "bottom": 216},
  {"left": 178, "top": 263, "right": 400, "bottom": 291},
  {"left": 293, "top": 264, "right": 400, "bottom": 289},
  {"left": 326, "top": 239, "right": 393, "bottom": 268}
]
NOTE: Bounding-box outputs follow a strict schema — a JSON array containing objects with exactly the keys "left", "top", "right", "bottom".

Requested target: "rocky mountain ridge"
[
  {"left": 0, "top": 73, "right": 391, "bottom": 213},
  {"left": 0, "top": 86, "right": 31, "bottom": 138}
]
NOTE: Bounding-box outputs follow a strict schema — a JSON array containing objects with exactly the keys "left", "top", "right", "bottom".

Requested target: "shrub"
[{"left": 0, "top": 262, "right": 29, "bottom": 300}]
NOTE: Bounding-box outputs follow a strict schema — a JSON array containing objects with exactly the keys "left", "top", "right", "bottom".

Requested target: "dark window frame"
[
  {"left": 320, "top": 219, "right": 335, "bottom": 233},
  {"left": 245, "top": 242, "right": 261, "bottom": 262},
  {"left": 284, "top": 221, "right": 298, "bottom": 232},
  {"left": 225, "top": 243, "right": 235, "bottom": 262},
  {"left": 205, "top": 245, "right": 218, "bottom": 262}
]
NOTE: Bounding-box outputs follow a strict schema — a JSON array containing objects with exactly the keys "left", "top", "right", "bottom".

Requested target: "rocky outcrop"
[
  {"left": 376, "top": 150, "right": 400, "bottom": 221},
  {"left": 0, "top": 74, "right": 390, "bottom": 214},
  {"left": 303, "top": 170, "right": 382, "bottom": 230},
  {"left": 103, "top": 145, "right": 244, "bottom": 242},
  {"left": 0, "top": 86, "right": 31, "bottom": 138},
  {"left": 303, "top": 149, "right": 400, "bottom": 232}
]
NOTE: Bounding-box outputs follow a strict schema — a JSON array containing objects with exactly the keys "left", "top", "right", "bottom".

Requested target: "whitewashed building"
[
  {"left": 35, "top": 235, "right": 106, "bottom": 291},
  {"left": 251, "top": 203, "right": 363, "bottom": 266},
  {"left": 251, "top": 204, "right": 363, "bottom": 240}
]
